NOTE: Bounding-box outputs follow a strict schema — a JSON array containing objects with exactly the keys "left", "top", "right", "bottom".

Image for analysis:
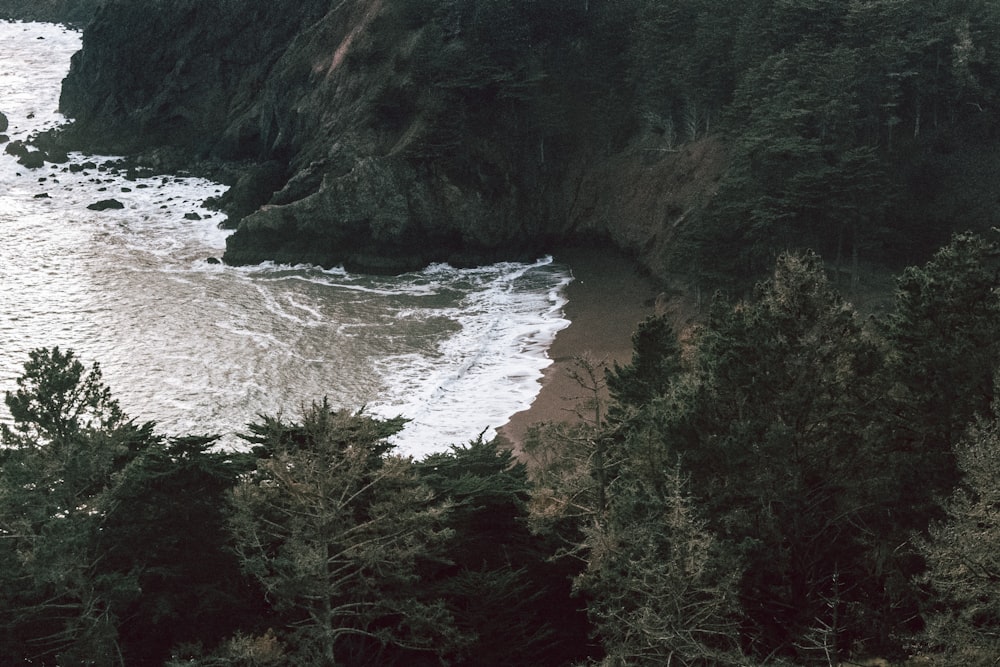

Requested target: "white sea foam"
[
  {"left": 0, "top": 21, "right": 573, "bottom": 456},
  {"left": 368, "top": 258, "right": 572, "bottom": 455}
]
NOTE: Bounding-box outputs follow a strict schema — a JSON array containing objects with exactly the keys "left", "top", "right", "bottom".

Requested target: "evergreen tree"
[
  {"left": 0, "top": 348, "right": 156, "bottom": 665},
  {"left": 0, "top": 349, "right": 264, "bottom": 664},
  {"left": 416, "top": 438, "right": 593, "bottom": 666},
  {"left": 915, "top": 412, "right": 1000, "bottom": 665},
  {"left": 608, "top": 253, "right": 901, "bottom": 660},
  {"left": 577, "top": 464, "right": 743, "bottom": 666},
  {"left": 228, "top": 404, "right": 462, "bottom": 666},
  {"left": 883, "top": 232, "right": 1000, "bottom": 500},
  {"left": 98, "top": 436, "right": 262, "bottom": 665},
  {"left": 606, "top": 313, "right": 682, "bottom": 411}
]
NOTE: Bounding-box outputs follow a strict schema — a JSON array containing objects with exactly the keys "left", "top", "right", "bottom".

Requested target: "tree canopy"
[{"left": 3, "top": 234, "right": 1000, "bottom": 664}]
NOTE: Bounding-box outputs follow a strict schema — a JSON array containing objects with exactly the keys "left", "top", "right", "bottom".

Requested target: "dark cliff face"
[
  {"left": 57, "top": 0, "right": 725, "bottom": 274},
  {"left": 59, "top": 0, "right": 331, "bottom": 157}
]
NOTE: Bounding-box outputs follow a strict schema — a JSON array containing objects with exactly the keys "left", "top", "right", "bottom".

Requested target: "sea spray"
[{"left": 0, "top": 21, "right": 571, "bottom": 456}]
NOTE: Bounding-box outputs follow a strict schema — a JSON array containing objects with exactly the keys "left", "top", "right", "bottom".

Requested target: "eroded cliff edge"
[{"left": 55, "top": 0, "right": 724, "bottom": 276}]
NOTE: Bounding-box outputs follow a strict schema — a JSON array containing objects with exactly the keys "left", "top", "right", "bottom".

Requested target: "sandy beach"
[{"left": 496, "top": 247, "right": 664, "bottom": 449}]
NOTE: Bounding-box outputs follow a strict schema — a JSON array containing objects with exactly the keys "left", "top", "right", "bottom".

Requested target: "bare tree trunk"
[
  {"left": 835, "top": 223, "right": 845, "bottom": 289},
  {"left": 851, "top": 221, "right": 860, "bottom": 293},
  {"left": 322, "top": 596, "right": 337, "bottom": 664}
]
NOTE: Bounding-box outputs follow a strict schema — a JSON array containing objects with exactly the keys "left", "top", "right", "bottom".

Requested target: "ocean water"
[{"left": 0, "top": 21, "right": 571, "bottom": 456}]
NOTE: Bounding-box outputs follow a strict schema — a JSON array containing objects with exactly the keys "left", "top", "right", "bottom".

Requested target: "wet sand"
[{"left": 496, "top": 247, "right": 662, "bottom": 450}]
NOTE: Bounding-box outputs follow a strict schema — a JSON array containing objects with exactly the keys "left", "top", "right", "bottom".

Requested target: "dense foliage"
[
  {"left": 3, "top": 233, "right": 999, "bottom": 665},
  {"left": 381, "top": 0, "right": 1000, "bottom": 284},
  {"left": 525, "top": 233, "right": 1000, "bottom": 665},
  {"left": 0, "top": 360, "right": 592, "bottom": 666},
  {"left": 0, "top": 349, "right": 257, "bottom": 664},
  {"left": 681, "top": 0, "right": 1000, "bottom": 283}
]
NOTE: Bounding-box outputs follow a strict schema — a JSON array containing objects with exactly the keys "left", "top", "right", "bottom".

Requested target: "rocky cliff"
[{"left": 56, "top": 0, "right": 725, "bottom": 275}]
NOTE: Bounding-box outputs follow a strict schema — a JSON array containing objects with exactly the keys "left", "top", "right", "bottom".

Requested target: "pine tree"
[
  {"left": 416, "top": 438, "right": 593, "bottom": 666},
  {"left": 228, "top": 404, "right": 462, "bottom": 665},
  {"left": 883, "top": 233, "right": 1000, "bottom": 499},
  {"left": 577, "top": 464, "right": 742, "bottom": 666},
  {"left": 0, "top": 348, "right": 157, "bottom": 665},
  {"left": 98, "top": 435, "right": 261, "bottom": 665},
  {"left": 915, "top": 412, "right": 1000, "bottom": 665},
  {"left": 606, "top": 314, "right": 682, "bottom": 411},
  {"left": 611, "top": 253, "right": 900, "bottom": 659}
]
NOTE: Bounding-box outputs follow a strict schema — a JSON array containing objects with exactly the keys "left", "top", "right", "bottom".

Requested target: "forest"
[
  {"left": 4, "top": 0, "right": 1000, "bottom": 664},
  {"left": 3, "top": 232, "right": 1000, "bottom": 666},
  {"left": 380, "top": 0, "right": 1000, "bottom": 285}
]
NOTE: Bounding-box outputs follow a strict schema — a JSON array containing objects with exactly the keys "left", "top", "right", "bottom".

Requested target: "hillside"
[
  {"left": 50, "top": 0, "right": 724, "bottom": 276},
  {"left": 38, "top": 0, "right": 1000, "bottom": 284}
]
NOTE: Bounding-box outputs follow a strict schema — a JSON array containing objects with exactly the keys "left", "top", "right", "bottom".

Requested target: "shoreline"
[{"left": 496, "top": 247, "right": 663, "bottom": 451}]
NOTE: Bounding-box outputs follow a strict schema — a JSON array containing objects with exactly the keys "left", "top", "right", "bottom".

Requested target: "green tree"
[
  {"left": 629, "top": 0, "right": 741, "bottom": 140},
  {"left": 915, "top": 412, "right": 1000, "bottom": 665},
  {"left": 700, "top": 38, "right": 896, "bottom": 281},
  {"left": 614, "top": 253, "right": 901, "bottom": 659},
  {"left": 677, "top": 0, "right": 1000, "bottom": 285},
  {"left": 98, "top": 436, "right": 263, "bottom": 665},
  {"left": 606, "top": 314, "right": 682, "bottom": 411},
  {"left": 228, "top": 403, "right": 462, "bottom": 665},
  {"left": 0, "top": 348, "right": 156, "bottom": 665},
  {"left": 883, "top": 232, "right": 1000, "bottom": 500},
  {"left": 3, "top": 346, "right": 141, "bottom": 452},
  {"left": 416, "top": 438, "right": 593, "bottom": 666},
  {"left": 577, "top": 463, "right": 742, "bottom": 666},
  {"left": 525, "top": 341, "right": 741, "bottom": 664}
]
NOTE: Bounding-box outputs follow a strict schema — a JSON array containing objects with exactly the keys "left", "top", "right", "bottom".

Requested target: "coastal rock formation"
[
  {"left": 87, "top": 198, "right": 124, "bottom": 211},
  {"left": 4, "top": 140, "right": 26, "bottom": 158},
  {"left": 56, "top": 0, "right": 725, "bottom": 276},
  {"left": 17, "top": 150, "right": 45, "bottom": 169},
  {"left": 6, "top": 136, "right": 71, "bottom": 168}
]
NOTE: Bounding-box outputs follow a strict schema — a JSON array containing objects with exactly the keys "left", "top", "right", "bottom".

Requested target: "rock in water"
[
  {"left": 4, "top": 139, "right": 27, "bottom": 158},
  {"left": 18, "top": 151, "right": 46, "bottom": 169},
  {"left": 87, "top": 199, "right": 125, "bottom": 211},
  {"left": 0, "top": 110, "right": 7, "bottom": 133},
  {"left": 5, "top": 140, "right": 47, "bottom": 169}
]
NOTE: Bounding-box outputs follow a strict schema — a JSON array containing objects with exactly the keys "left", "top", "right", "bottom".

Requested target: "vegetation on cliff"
[
  {"left": 4, "top": 233, "right": 1000, "bottom": 665},
  {"left": 49, "top": 0, "right": 1000, "bottom": 283}
]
